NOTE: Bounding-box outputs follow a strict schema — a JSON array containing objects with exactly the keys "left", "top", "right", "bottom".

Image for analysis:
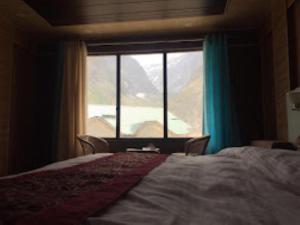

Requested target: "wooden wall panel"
[
  {"left": 260, "top": 0, "right": 293, "bottom": 140},
  {"left": 229, "top": 44, "right": 264, "bottom": 144},
  {"left": 0, "top": 15, "right": 14, "bottom": 176},
  {"left": 294, "top": 1, "right": 300, "bottom": 87},
  {"left": 9, "top": 44, "right": 37, "bottom": 174},
  {"left": 260, "top": 32, "right": 277, "bottom": 139},
  {"left": 23, "top": 0, "right": 227, "bottom": 26},
  {"left": 270, "top": 0, "right": 290, "bottom": 140},
  {"left": 288, "top": 0, "right": 300, "bottom": 88},
  {"left": 0, "top": 11, "right": 40, "bottom": 175}
]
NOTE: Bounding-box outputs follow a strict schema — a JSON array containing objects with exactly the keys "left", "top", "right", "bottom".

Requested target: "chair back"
[
  {"left": 77, "top": 135, "right": 109, "bottom": 154},
  {"left": 184, "top": 135, "right": 210, "bottom": 156}
]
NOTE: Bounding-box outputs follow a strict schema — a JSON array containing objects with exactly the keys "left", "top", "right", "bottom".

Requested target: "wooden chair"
[
  {"left": 184, "top": 135, "right": 210, "bottom": 156},
  {"left": 77, "top": 135, "right": 110, "bottom": 154}
]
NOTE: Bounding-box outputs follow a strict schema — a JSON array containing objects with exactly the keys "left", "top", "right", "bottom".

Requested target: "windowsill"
[
  {"left": 93, "top": 137, "right": 196, "bottom": 140},
  {"left": 101, "top": 138, "right": 190, "bottom": 154}
]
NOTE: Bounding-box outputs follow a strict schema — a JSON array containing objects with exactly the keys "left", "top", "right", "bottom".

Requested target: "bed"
[{"left": 1, "top": 147, "right": 300, "bottom": 225}]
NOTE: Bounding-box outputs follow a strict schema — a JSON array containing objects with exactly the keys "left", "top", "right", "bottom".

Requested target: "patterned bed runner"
[{"left": 0, "top": 152, "right": 168, "bottom": 225}]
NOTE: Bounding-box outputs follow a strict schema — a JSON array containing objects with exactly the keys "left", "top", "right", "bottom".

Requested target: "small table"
[
  {"left": 126, "top": 148, "right": 160, "bottom": 154},
  {"left": 171, "top": 153, "right": 186, "bottom": 156},
  {"left": 172, "top": 152, "right": 202, "bottom": 157}
]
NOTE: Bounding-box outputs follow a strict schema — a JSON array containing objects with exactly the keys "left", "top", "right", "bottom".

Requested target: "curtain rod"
[
  {"left": 86, "top": 34, "right": 258, "bottom": 47},
  {"left": 85, "top": 29, "right": 259, "bottom": 46},
  {"left": 87, "top": 38, "right": 204, "bottom": 47}
]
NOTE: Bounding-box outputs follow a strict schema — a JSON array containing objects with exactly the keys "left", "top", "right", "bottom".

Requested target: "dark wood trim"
[
  {"left": 88, "top": 40, "right": 203, "bottom": 55},
  {"left": 34, "top": 0, "right": 224, "bottom": 8},
  {"left": 86, "top": 30, "right": 258, "bottom": 43},
  {"left": 287, "top": 1, "right": 300, "bottom": 89},
  {"left": 86, "top": 30, "right": 259, "bottom": 55},
  {"left": 116, "top": 54, "right": 121, "bottom": 138},
  {"left": 86, "top": 33, "right": 204, "bottom": 55},
  {"left": 87, "top": 32, "right": 206, "bottom": 44}
]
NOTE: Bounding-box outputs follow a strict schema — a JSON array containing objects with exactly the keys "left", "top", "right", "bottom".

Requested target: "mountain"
[
  {"left": 87, "top": 56, "right": 159, "bottom": 105},
  {"left": 87, "top": 52, "right": 203, "bottom": 108},
  {"left": 147, "top": 53, "right": 203, "bottom": 94},
  {"left": 121, "top": 56, "right": 158, "bottom": 95},
  {"left": 87, "top": 56, "right": 116, "bottom": 104},
  {"left": 168, "top": 70, "right": 203, "bottom": 134}
]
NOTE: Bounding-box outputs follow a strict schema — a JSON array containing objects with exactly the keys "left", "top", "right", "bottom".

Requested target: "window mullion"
[
  {"left": 163, "top": 52, "right": 168, "bottom": 139},
  {"left": 116, "top": 54, "right": 121, "bottom": 138}
]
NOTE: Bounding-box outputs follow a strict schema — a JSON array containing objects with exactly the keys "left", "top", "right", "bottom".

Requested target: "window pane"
[
  {"left": 120, "top": 54, "right": 163, "bottom": 138},
  {"left": 167, "top": 51, "right": 203, "bottom": 137},
  {"left": 86, "top": 56, "right": 117, "bottom": 137}
]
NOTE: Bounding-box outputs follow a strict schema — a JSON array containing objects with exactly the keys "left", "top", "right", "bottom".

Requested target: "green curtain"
[{"left": 203, "top": 33, "right": 240, "bottom": 154}]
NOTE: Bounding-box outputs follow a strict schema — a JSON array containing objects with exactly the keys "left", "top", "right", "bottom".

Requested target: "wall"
[
  {"left": 260, "top": 31, "right": 277, "bottom": 139},
  {"left": 34, "top": 43, "right": 62, "bottom": 167},
  {"left": 294, "top": 0, "right": 300, "bottom": 87},
  {"left": 0, "top": 14, "right": 14, "bottom": 176},
  {"left": 271, "top": 0, "right": 291, "bottom": 140},
  {"left": 9, "top": 41, "right": 38, "bottom": 174},
  {"left": 0, "top": 10, "right": 42, "bottom": 175},
  {"left": 229, "top": 42, "right": 264, "bottom": 144},
  {"left": 286, "top": 0, "right": 300, "bottom": 143},
  {"left": 288, "top": 0, "right": 300, "bottom": 88},
  {"left": 261, "top": 0, "right": 300, "bottom": 140},
  {"left": 260, "top": 0, "right": 291, "bottom": 140}
]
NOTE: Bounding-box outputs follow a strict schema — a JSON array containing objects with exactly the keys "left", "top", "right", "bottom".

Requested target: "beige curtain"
[{"left": 57, "top": 41, "right": 87, "bottom": 161}]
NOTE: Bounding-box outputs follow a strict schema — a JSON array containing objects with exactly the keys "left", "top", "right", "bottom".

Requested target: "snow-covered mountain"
[{"left": 87, "top": 52, "right": 203, "bottom": 104}]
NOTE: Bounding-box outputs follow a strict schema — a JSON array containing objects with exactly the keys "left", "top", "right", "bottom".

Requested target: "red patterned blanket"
[{"left": 0, "top": 152, "right": 168, "bottom": 225}]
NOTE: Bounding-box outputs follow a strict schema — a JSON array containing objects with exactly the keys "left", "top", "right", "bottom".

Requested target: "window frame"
[{"left": 87, "top": 44, "right": 203, "bottom": 139}]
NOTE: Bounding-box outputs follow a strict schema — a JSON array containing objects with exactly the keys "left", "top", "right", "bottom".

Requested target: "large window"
[
  {"left": 86, "top": 56, "right": 117, "bottom": 137},
  {"left": 86, "top": 50, "right": 203, "bottom": 138},
  {"left": 167, "top": 52, "right": 203, "bottom": 137},
  {"left": 121, "top": 54, "right": 164, "bottom": 138}
]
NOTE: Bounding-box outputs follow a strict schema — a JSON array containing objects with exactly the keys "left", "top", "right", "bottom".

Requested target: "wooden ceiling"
[
  {"left": 1, "top": 0, "right": 269, "bottom": 41},
  {"left": 23, "top": 0, "right": 228, "bottom": 26}
]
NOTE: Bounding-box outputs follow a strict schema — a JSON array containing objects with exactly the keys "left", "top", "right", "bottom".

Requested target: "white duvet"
[
  {"left": 87, "top": 147, "right": 300, "bottom": 225},
  {"left": 3, "top": 147, "right": 300, "bottom": 225}
]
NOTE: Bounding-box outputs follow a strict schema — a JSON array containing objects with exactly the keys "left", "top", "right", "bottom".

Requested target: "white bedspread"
[
  {"left": 2, "top": 147, "right": 300, "bottom": 225},
  {"left": 86, "top": 147, "right": 300, "bottom": 225},
  {"left": 0, "top": 153, "right": 113, "bottom": 179}
]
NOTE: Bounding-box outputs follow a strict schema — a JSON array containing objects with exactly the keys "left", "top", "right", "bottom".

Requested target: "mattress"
[
  {"left": 87, "top": 147, "right": 300, "bottom": 225},
  {"left": 1, "top": 147, "right": 300, "bottom": 225}
]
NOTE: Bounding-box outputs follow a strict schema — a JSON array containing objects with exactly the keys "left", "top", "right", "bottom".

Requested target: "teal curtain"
[{"left": 203, "top": 33, "right": 240, "bottom": 154}]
